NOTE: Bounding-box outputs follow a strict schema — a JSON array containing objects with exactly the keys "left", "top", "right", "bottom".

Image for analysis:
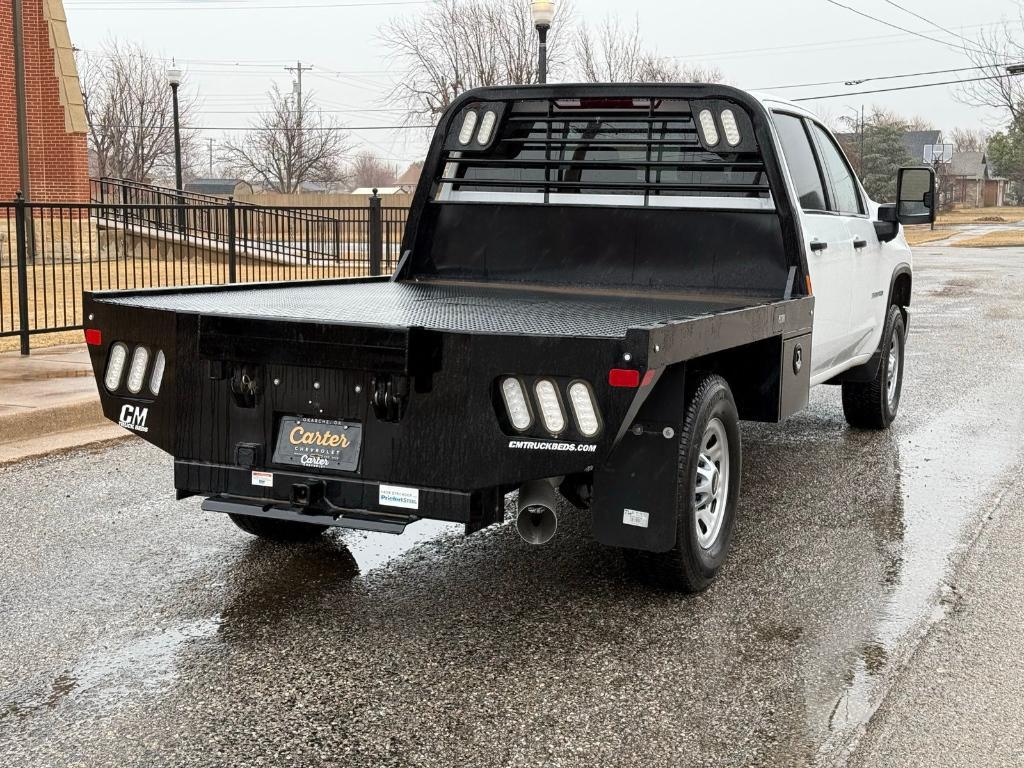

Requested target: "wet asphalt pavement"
[{"left": 2, "top": 247, "right": 1023, "bottom": 767}]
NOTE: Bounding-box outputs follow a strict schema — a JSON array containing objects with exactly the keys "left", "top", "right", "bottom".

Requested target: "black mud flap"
[{"left": 591, "top": 365, "right": 686, "bottom": 553}]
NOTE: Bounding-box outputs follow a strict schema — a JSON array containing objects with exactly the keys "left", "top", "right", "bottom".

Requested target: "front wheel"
[
  {"left": 625, "top": 374, "right": 742, "bottom": 592},
  {"left": 842, "top": 305, "right": 906, "bottom": 429}
]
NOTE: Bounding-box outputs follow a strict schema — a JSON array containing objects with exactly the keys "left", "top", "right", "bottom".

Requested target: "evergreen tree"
[
  {"left": 860, "top": 122, "right": 913, "bottom": 203},
  {"left": 987, "top": 119, "right": 1024, "bottom": 204}
]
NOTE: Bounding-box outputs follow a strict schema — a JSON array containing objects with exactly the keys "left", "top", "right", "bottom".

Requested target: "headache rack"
[{"left": 434, "top": 96, "right": 774, "bottom": 209}]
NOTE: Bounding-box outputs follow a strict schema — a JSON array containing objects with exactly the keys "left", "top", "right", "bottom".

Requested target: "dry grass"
[
  {"left": 904, "top": 226, "right": 954, "bottom": 246},
  {"left": 951, "top": 229, "right": 1024, "bottom": 248},
  {"left": 937, "top": 206, "right": 1024, "bottom": 225}
]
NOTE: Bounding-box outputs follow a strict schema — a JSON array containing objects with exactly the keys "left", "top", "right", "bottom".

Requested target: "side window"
[
  {"left": 810, "top": 123, "right": 863, "bottom": 215},
  {"left": 772, "top": 113, "right": 827, "bottom": 212}
]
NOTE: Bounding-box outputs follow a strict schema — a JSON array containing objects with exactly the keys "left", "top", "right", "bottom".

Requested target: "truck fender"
[
  {"left": 591, "top": 364, "right": 688, "bottom": 553},
  {"left": 827, "top": 264, "right": 911, "bottom": 385}
]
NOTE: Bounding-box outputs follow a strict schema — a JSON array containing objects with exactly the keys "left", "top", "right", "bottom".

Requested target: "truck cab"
[
  {"left": 83, "top": 85, "right": 935, "bottom": 592},
  {"left": 762, "top": 96, "right": 914, "bottom": 386}
]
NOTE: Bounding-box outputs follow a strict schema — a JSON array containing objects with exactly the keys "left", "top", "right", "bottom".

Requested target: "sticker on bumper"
[
  {"left": 251, "top": 471, "right": 274, "bottom": 488},
  {"left": 623, "top": 508, "right": 650, "bottom": 528},
  {"left": 379, "top": 484, "right": 419, "bottom": 510}
]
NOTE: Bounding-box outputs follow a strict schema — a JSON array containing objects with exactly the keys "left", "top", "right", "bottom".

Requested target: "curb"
[{"left": 0, "top": 397, "right": 106, "bottom": 444}]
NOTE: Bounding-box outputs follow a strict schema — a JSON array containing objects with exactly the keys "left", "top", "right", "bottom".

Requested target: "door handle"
[
  {"left": 853, "top": 238, "right": 868, "bottom": 250},
  {"left": 810, "top": 240, "right": 828, "bottom": 252}
]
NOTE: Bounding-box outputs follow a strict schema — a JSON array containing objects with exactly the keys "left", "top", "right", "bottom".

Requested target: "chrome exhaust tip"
[{"left": 515, "top": 479, "right": 558, "bottom": 545}]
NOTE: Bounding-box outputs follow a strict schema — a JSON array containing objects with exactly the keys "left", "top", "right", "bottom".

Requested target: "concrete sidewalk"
[{"left": 0, "top": 344, "right": 127, "bottom": 464}]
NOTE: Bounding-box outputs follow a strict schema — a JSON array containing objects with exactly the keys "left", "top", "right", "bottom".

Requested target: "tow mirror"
[{"left": 896, "top": 166, "right": 936, "bottom": 224}]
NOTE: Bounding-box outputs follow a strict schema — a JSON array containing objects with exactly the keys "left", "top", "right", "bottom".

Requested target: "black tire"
[
  {"left": 842, "top": 305, "right": 906, "bottom": 430},
  {"left": 228, "top": 513, "right": 328, "bottom": 542},
  {"left": 625, "top": 374, "right": 742, "bottom": 593}
]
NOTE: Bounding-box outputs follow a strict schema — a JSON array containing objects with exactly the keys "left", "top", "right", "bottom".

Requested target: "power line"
[
  {"left": 793, "top": 72, "right": 1013, "bottom": 101},
  {"left": 820, "top": 0, "right": 985, "bottom": 57},
  {"left": 881, "top": 0, "right": 979, "bottom": 49},
  {"left": 654, "top": 19, "right": 1004, "bottom": 63},
  {"left": 756, "top": 62, "right": 1018, "bottom": 91}
]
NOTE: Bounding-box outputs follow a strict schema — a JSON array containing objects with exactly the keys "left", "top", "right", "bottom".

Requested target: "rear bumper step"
[
  {"left": 202, "top": 496, "right": 415, "bottom": 534},
  {"left": 177, "top": 460, "right": 506, "bottom": 531}
]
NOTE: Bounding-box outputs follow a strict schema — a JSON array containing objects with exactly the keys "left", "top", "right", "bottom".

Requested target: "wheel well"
[{"left": 892, "top": 271, "right": 912, "bottom": 308}]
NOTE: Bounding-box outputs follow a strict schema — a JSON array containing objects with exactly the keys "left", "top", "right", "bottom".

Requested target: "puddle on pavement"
[
  {"left": 335, "top": 518, "right": 466, "bottom": 574},
  {"left": 819, "top": 376, "right": 1024, "bottom": 755},
  {"left": 1, "top": 618, "right": 221, "bottom": 718}
]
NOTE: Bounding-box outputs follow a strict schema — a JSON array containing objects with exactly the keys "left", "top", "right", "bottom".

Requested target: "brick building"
[{"left": 0, "top": 0, "right": 89, "bottom": 201}]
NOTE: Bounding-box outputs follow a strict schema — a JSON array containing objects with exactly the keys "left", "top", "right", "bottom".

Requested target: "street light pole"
[
  {"left": 167, "top": 66, "right": 184, "bottom": 191},
  {"left": 530, "top": 1, "right": 555, "bottom": 84},
  {"left": 166, "top": 65, "right": 185, "bottom": 233}
]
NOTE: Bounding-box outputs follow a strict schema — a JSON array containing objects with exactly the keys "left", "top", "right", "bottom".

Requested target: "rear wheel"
[
  {"left": 228, "top": 513, "right": 328, "bottom": 542},
  {"left": 625, "top": 374, "right": 742, "bottom": 592},
  {"left": 842, "top": 304, "right": 906, "bottom": 429}
]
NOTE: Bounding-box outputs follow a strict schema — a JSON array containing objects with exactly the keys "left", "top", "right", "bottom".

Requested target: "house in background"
[
  {"left": 395, "top": 162, "right": 423, "bottom": 193},
  {"left": 183, "top": 178, "right": 253, "bottom": 197},
  {"left": 901, "top": 130, "right": 942, "bottom": 164},
  {"left": 944, "top": 152, "right": 1006, "bottom": 208}
]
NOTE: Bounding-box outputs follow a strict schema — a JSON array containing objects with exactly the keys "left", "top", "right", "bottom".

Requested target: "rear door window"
[
  {"left": 810, "top": 123, "right": 864, "bottom": 215},
  {"left": 772, "top": 112, "right": 827, "bottom": 212}
]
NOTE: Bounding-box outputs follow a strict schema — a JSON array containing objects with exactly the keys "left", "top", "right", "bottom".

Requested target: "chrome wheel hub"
[
  {"left": 886, "top": 333, "right": 900, "bottom": 409},
  {"left": 694, "top": 417, "right": 730, "bottom": 550}
]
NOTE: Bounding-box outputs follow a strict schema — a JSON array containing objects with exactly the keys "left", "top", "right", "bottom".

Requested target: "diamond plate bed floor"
[{"left": 96, "top": 279, "right": 769, "bottom": 338}]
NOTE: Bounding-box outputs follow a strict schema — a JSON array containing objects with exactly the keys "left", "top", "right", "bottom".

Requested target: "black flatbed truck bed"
[{"left": 82, "top": 83, "right": 838, "bottom": 592}]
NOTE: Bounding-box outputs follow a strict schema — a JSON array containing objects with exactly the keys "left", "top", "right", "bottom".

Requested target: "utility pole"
[
  {"left": 285, "top": 61, "right": 313, "bottom": 111},
  {"left": 207, "top": 138, "right": 215, "bottom": 176},
  {"left": 12, "top": 0, "right": 31, "bottom": 201},
  {"left": 859, "top": 104, "right": 865, "bottom": 177}
]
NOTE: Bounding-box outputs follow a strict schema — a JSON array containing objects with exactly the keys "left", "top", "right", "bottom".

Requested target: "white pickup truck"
[{"left": 84, "top": 84, "right": 936, "bottom": 592}]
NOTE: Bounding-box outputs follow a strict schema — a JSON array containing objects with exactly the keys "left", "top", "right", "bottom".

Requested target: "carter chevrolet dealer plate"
[{"left": 273, "top": 416, "right": 363, "bottom": 473}]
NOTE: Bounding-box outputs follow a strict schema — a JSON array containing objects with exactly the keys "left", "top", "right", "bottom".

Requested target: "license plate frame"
[{"left": 272, "top": 416, "right": 363, "bottom": 473}]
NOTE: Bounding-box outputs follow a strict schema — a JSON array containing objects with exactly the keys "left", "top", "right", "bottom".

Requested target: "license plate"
[{"left": 272, "top": 416, "right": 362, "bottom": 473}]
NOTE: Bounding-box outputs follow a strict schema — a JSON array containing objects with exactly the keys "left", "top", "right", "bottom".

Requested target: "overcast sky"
[{"left": 64, "top": 0, "right": 1024, "bottom": 170}]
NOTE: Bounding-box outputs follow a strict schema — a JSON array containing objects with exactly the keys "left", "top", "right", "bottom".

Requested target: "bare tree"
[
  {"left": 957, "top": 15, "right": 1024, "bottom": 124},
  {"left": 379, "top": 0, "right": 572, "bottom": 122},
  {"left": 949, "top": 127, "right": 990, "bottom": 152},
  {"left": 348, "top": 151, "right": 399, "bottom": 189},
  {"left": 80, "top": 40, "right": 199, "bottom": 182},
  {"left": 220, "top": 85, "right": 351, "bottom": 194},
  {"left": 573, "top": 16, "right": 722, "bottom": 83}
]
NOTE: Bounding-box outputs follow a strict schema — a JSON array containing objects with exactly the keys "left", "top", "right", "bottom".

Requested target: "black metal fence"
[{"left": 0, "top": 187, "right": 409, "bottom": 354}]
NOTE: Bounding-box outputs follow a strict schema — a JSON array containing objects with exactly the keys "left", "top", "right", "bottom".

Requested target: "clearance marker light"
[
  {"left": 568, "top": 381, "right": 600, "bottom": 437},
  {"left": 534, "top": 379, "right": 566, "bottom": 435},
  {"left": 720, "top": 109, "right": 741, "bottom": 146},
  {"left": 104, "top": 342, "right": 128, "bottom": 391},
  {"left": 458, "top": 110, "right": 479, "bottom": 145},
  {"left": 149, "top": 350, "right": 166, "bottom": 396},
  {"left": 85, "top": 328, "right": 102, "bottom": 346},
  {"left": 126, "top": 346, "right": 150, "bottom": 394},
  {"left": 477, "top": 109, "right": 498, "bottom": 145},
  {"left": 698, "top": 109, "right": 719, "bottom": 146},
  {"left": 608, "top": 368, "right": 641, "bottom": 388},
  {"left": 501, "top": 377, "right": 532, "bottom": 431}
]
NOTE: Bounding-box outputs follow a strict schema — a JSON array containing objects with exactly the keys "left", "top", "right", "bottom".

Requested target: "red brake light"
[
  {"left": 608, "top": 368, "right": 641, "bottom": 388},
  {"left": 85, "top": 328, "right": 102, "bottom": 346}
]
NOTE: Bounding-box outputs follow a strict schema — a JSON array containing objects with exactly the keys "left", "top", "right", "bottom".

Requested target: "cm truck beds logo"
[
  {"left": 509, "top": 439, "right": 597, "bottom": 453},
  {"left": 119, "top": 404, "right": 149, "bottom": 433}
]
